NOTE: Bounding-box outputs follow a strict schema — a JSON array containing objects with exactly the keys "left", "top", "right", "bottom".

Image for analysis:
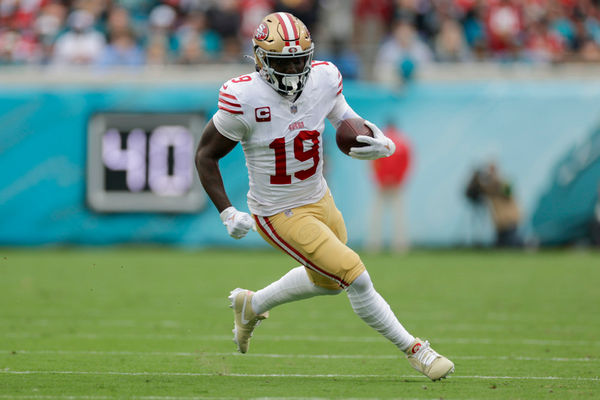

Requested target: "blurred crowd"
[{"left": 1, "top": 0, "right": 600, "bottom": 79}]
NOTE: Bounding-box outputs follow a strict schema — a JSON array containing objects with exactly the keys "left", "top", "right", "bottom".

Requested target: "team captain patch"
[{"left": 255, "top": 107, "right": 271, "bottom": 122}]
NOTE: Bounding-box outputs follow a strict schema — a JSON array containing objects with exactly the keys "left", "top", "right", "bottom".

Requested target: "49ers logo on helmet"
[{"left": 254, "top": 23, "right": 268, "bottom": 41}]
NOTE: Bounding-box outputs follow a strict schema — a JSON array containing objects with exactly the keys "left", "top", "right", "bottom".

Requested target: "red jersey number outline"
[{"left": 269, "top": 130, "right": 320, "bottom": 184}]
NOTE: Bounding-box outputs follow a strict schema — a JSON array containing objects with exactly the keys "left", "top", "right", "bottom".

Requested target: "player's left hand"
[{"left": 349, "top": 120, "right": 396, "bottom": 160}]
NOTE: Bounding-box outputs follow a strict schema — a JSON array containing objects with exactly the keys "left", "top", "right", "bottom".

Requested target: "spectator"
[
  {"left": 77, "top": 0, "right": 109, "bottom": 22},
  {"left": 51, "top": 9, "right": 106, "bottom": 66},
  {"left": 174, "top": 11, "right": 222, "bottom": 62},
  {"left": 549, "top": 2, "right": 575, "bottom": 48},
  {"left": 96, "top": 29, "right": 145, "bottom": 67},
  {"left": 465, "top": 161, "right": 523, "bottom": 248},
  {"left": 145, "top": 4, "right": 178, "bottom": 63},
  {"left": 569, "top": 12, "right": 600, "bottom": 61},
  {"left": 460, "top": 1, "right": 488, "bottom": 60},
  {"left": 366, "top": 122, "right": 412, "bottom": 253},
  {"left": 585, "top": 10, "right": 600, "bottom": 46},
  {"left": 239, "top": 0, "right": 273, "bottom": 55},
  {"left": 411, "top": 0, "right": 455, "bottom": 47},
  {"left": 206, "top": 0, "right": 243, "bottom": 62},
  {"left": 578, "top": 37, "right": 600, "bottom": 62},
  {"left": 523, "top": 16, "right": 565, "bottom": 63},
  {"left": 374, "top": 19, "right": 433, "bottom": 84},
  {"left": 275, "top": 0, "right": 319, "bottom": 31},
  {"left": 177, "top": 34, "right": 204, "bottom": 64},
  {"left": 318, "top": 0, "right": 354, "bottom": 60},
  {"left": 34, "top": 2, "right": 67, "bottom": 64},
  {"left": 0, "top": 28, "right": 41, "bottom": 65},
  {"left": 434, "top": 17, "right": 472, "bottom": 62},
  {"left": 0, "top": 0, "right": 45, "bottom": 31},
  {"left": 3, "top": 0, "right": 600, "bottom": 68},
  {"left": 354, "top": 0, "right": 395, "bottom": 79},
  {"left": 145, "top": 34, "right": 169, "bottom": 65},
  {"left": 485, "top": 0, "right": 524, "bottom": 60},
  {"left": 105, "top": 6, "right": 134, "bottom": 39},
  {"left": 317, "top": 37, "right": 361, "bottom": 80}
]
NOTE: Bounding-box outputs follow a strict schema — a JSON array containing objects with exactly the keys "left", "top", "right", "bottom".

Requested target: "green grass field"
[{"left": 0, "top": 248, "right": 598, "bottom": 399}]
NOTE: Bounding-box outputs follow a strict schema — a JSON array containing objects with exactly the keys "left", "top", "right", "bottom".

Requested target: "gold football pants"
[{"left": 254, "top": 191, "right": 365, "bottom": 290}]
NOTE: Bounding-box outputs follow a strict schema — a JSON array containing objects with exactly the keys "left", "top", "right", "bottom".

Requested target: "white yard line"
[
  {"left": 0, "top": 319, "right": 182, "bottom": 328},
  {"left": 0, "top": 397, "right": 113, "bottom": 400},
  {"left": 0, "top": 318, "right": 596, "bottom": 333},
  {"left": 3, "top": 332, "right": 600, "bottom": 347},
  {"left": 0, "top": 369, "right": 598, "bottom": 381},
  {"left": 0, "top": 396, "right": 334, "bottom": 400},
  {"left": 2, "top": 349, "right": 597, "bottom": 363},
  {"left": 0, "top": 396, "right": 436, "bottom": 400},
  {"left": 1, "top": 313, "right": 595, "bottom": 324}
]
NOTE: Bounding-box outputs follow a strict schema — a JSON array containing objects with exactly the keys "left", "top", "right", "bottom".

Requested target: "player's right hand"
[{"left": 220, "top": 206, "right": 256, "bottom": 239}]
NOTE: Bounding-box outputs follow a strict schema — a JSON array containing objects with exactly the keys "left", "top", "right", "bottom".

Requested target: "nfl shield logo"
[{"left": 290, "top": 104, "right": 297, "bottom": 114}]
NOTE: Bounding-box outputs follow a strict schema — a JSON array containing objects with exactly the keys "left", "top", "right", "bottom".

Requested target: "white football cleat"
[
  {"left": 405, "top": 338, "right": 454, "bottom": 381},
  {"left": 228, "top": 288, "right": 269, "bottom": 353}
]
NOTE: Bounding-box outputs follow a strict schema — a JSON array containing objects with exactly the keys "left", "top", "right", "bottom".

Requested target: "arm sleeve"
[
  {"left": 212, "top": 108, "right": 250, "bottom": 142},
  {"left": 326, "top": 93, "right": 360, "bottom": 129}
]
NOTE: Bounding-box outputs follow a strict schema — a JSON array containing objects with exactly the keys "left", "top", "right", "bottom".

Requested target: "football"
[{"left": 335, "top": 118, "right": 373, "bottom": 155}]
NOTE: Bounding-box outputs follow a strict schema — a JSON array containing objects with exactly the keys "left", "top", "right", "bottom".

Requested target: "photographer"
[{"left": 466, "top": 162, "right": 523, "bottom": 248}]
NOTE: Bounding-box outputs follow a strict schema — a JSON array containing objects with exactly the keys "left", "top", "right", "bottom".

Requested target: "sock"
[
  {"left": 346, "top": 270, "right": 415, "bottom": 352},
  {"left": 252, "top": 266, "right": 341, "bottom": 315}
]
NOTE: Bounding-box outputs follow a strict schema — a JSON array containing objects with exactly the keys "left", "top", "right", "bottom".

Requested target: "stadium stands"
[{"left": 0, "top": 0, "right": 599, "bottom": 80}]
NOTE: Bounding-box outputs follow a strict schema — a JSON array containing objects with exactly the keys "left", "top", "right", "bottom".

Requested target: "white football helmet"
[{"left": 252, "top": 12, "right": 314, "bottom": 96}]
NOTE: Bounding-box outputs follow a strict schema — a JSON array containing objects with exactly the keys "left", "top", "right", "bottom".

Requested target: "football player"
[{"left": 195, "top": 12, "right": 454, "bottom": 381}]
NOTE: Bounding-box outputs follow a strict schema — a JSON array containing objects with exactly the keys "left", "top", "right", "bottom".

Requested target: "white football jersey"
[{"left": 213, "top": 61, "right": 353, "bottom": 216}]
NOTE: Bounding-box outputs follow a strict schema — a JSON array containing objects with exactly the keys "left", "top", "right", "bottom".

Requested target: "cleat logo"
[
  {"left": 240, "top": 291, "right": 251, "bottom": 325},
  {"left": 411, "top": 343, "right": 422, "bottom": 354}
]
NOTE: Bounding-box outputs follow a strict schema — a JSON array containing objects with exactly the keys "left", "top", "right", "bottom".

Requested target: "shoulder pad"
[{"left": 311, "top": 60, "right": 343, "bottom": 96}]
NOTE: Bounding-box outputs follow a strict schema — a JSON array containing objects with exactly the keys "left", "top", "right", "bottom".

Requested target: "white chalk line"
[
  {"left": 0, "top": 396, "right": 361, "bottom": 400},
  {"left": 0, "top": 396, "right": 384, "bottom": 400},
  {"left": 1, "top": 317, "right": 596, "bottom": 331},
  {"left": 0, "top": 397, "right": 115, "bottom": 400},
  {"left": 0, "top": 396, "right": 438, "bottom": 400},
  {"left": 0, "top": 319, "right": 182, "bottom": 328},
  {"left": 0, "top": 369, "right": 598, "bottom": 381},
  {"left": 2, "top": 349, "right": 597, "bottom": 363},
  {"left": 0, "top": 395, "right": 477, "bottom": 400},
  {"left": 3, "top": 332, "right": 600, "bottom": 347}
]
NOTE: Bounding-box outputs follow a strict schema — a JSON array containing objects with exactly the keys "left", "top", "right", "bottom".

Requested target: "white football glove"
[
  {"left": 220, "top": 206, "right": 256, "bottom": 239},
  {"left": 348, "top": 120, "right": 396, "bottom": 160}
]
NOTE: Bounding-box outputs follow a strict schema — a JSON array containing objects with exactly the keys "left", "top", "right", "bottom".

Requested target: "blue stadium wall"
[{"left": 1, "top": 78, "right": 600, "bottom": 247}]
